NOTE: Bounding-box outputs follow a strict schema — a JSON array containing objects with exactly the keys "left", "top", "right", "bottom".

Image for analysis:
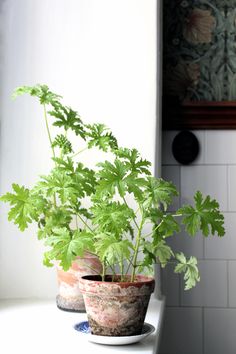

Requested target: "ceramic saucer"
[{"left": 74, "top": 321, "right": 155, "bottom": 345}]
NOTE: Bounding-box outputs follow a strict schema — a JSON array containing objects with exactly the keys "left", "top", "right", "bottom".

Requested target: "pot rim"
[{"left": 80, "top": 274, "right": 155, "bottom": 285}]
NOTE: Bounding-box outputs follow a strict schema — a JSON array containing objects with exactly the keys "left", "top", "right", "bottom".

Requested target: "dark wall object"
[{"left": 172, "top": 131, "right": 199, "bottom": 165}]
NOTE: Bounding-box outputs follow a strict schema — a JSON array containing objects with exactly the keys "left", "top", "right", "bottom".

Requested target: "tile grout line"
[
  {"left": 227, "top": 260, "right": 229, "bottom": 308},
  {"left": 202, "top": 307, "right": 205, "bottom": 354},
  {"left": 203, "top": 130, "right": 206, "bottom": 165},
  {"left": 227, "top": 165, "right": 230, "bottom": 212},
  {"left": 162, "top": 163, "right": 236, "bottom": 167}
]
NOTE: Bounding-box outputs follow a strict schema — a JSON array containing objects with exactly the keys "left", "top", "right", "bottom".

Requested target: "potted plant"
[
  {"left": 0, "top": 84, "right": 118, "bottom": 311},
  {"left": 1, "top": 85, "right": 225, "bottom": 335}
]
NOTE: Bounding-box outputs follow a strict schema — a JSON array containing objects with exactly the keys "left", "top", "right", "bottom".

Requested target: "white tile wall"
[
  {"left": 167, "top": 228, "right": 204, "bottom": 259},
  {"left": 228, "top": 166, "right": 236, "bottom": 211},
  {"left": 180, "top": 260, "right": 227, "bottom": 307},
  {"left": 162, "top": 264, "right": 180, "bottom": 306},
  {"left": 159, "top": 307, "right": 203, "bottom": 354},
  {"left": 180, "top": 165, "right": 228, "bottom": 211},
  {"left": 204, "top": 309, "right": 236, "bottom": 354},
  {"left": 228, "top": 261, "right": 236, "bottom": 307},
  {"left": 205, "top": 213, "right": 236, "bottom": 259},
  {"left": 206, "top": 131, "right": 236, "bottom": 164},
  {"left": 161, "top": 130, "right": 236, "bottom": 354},
  {"left": 162, "top": 165, "right": 180, "bottom": 211}
]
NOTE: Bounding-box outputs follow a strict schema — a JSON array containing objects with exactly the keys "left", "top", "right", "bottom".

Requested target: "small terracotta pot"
[
  {"left": 56, "top": 254, "right": 102, "bottom": 312},
  {"left": 79, "top": 274, "right": 155, "bottom": 336}
]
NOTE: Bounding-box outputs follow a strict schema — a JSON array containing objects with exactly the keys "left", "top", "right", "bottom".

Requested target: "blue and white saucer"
[{"left": 74, "top": 321, "right": 155, "bottom": 345}]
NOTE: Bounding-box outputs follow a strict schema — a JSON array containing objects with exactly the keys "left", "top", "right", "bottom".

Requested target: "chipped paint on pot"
[
  {"left": 56, "top": 254, "right": 102, "bottom": 312},
  {"left": 79, "top": 274, "right": 155, "bottom": 336}
]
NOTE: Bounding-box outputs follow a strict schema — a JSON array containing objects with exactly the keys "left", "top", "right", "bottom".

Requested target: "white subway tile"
[
  {"left": 191, "top": 131, "right": 205, "bottom": 165},
  {"left": 160, "top": 307, "right": 203, "bottom": 354},
  {"left": 205, "top": 213, "right": 236, "bottom": 259},
  {"left": 204, "top": 309, "right": 236, "bottom": 354},
  {"left": 161, "top": 264, "right": 180, "bottom": 306},
  {"left": 167, "top": 228, "right": 204, "bottom": 259},
  {"left": 206, "top": 130, "right": 236, "bottom": 164},
  {"left": 228, "top": 166, "right": 236, "bottom": 211},
  {"left": 228, "top": 261, "right": 236, "bottom": 307},
  {"left": 180, "top": 260, "right": 227, "bottom": 307},
  {"left": 162, "top": 165, "right": 180, "bottom": 211},
  {"left": 180, "top": 165, "right": 228, "bottom": 211}
]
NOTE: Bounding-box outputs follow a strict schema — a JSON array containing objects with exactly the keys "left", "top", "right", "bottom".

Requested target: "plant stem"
[
  {"left": 120, "top": 256, "right": 124, "bottom": 282},
  {"left": 71, "top": 147, "right": 88, "bottom": 158},
  {"left": 131, "top": 215, "right": 145, "bottom": 282},
  {"left": 43, "top": 104, "right": 55, "bottom": 159},
  {"left": 77, "top": 213, "right": 95, "bottom": 233},
  {"left": 142, "top": 213, "right": 183, "bottom": 239},
  {"left": 43, "top": 104, "right": 57, "bottom": 207},
  {"left": 122, "top": 197, "right": 139, "bottom": 229},
  {"left": 125, "top": 259, "right": 134, "bottom": 276},
  {"left": 102, "top": 261, "right": 106, "bottom": 281}
]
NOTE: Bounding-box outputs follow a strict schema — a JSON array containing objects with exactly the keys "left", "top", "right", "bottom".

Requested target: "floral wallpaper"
[{"left": 163, "top": 0, "right": 236, "bottom": 102}]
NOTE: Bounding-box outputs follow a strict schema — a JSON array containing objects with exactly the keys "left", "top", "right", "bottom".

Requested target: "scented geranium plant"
[{"left": 0, "top": 85, "right": 225, "bottom": 289}]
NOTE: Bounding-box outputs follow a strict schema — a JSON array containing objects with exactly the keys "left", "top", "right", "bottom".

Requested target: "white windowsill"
[{"left": 0, "top": 296, "right": 165, "bottom": 354}]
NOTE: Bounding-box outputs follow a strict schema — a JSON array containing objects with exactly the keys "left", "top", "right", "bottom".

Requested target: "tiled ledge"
[{"left": 0, "top": 296, "right": 165, "bottom": 354}]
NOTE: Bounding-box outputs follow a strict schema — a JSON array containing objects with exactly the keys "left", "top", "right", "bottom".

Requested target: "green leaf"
[
  {"left": 158, "top": 214, "right": 181, "bottom": 238},
  {"left": 12, "top": 84, "right": 62, "bottom": 105},
  {"left": 114, "top": 147, "right": 151, "bottom": 175},
  {"left": 73, "top": 163, "right": 97, "bottom": 197},
  {"left": 35, "top": 170, "right": 78, "bottom": 204},
  {"left": 45, "top": 228, "right": 94, "bottom": 270},
  {"left": 86, "top": 123, "right": 118, "bottom": 152},
  {"left": 49, "top": 103, "right": 86, "bottom": 139},
  {"left": 52, "top": 134, "right": 73, "bottom": 154},
  {"left": 154, "top": 240, "right": 174, "bottom": 267},
  {"left": 94, "top": 233, "right": 133, "bottom": 266},
  {"left": 96, "top": 159, "right": 146, "bottom": 200},
  {"left": 37, "top": 207, "right": 72, "bottom": 239},
  {"left": 52, "top": 157, "right": 74, "bottom": 173},
  {"left": 91, "top": 201, "right": 135, "bottom": 237},
  {"left": 96, "top": 159, "right": 129, "bottom": 198},
  {"left": 143, "top": 177, "right": 179, "bottom": 210},
  {"left": 0, "top": 184, "right": 44, "bottom": 231},
  {"left": 177, "top": 191, "right": 225, "bottom": 237},
  {"left": 175, "top": 253, "right": 200, "bottom": 290}
]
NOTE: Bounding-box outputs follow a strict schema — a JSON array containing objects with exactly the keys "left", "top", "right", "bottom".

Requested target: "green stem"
[
  {"left": 102, "top": 261, "right": 106, "bottom": 281},
  {"left": 122, "top": 197, "right": 139, "bottom": 229},
  {"left": 43, "top": 104, "right": 57, "bottom": 207},
  {"left": 125, "top": 259, "right": 134, "bottom": 276},
  {"left": 71, "top": 147, "right": 88, "bottom": 158},
  {"left": 43, "top": 104, "right": 55, "bottom": 159},
  {"left": 131, "top": 215, "right": 145, "bottom": 282},
  {"left": 77, "top": 213, "right": 95, "bottom": 233},
  {"left": 120, "top": 255, "right": 124, "bottom": 282},
  {"left": 142, "top": 213, "right": 183, "bottom": 239}
]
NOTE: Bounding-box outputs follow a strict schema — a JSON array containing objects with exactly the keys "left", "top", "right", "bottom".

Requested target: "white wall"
[{"left": 0, "top": 0, "right": 159, "bottom": 298}]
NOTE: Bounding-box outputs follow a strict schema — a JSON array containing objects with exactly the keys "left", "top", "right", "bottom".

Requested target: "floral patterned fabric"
[{"left": 163, "top": 0, "right": 236, "bottom": 102}]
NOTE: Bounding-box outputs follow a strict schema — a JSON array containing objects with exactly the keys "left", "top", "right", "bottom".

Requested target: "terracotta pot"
[
  {"left": 79, "top": 274, "right": 155, "bottom": 336},
  {"left": 56, "top": 254, "right": 102, "bottom": 312}
]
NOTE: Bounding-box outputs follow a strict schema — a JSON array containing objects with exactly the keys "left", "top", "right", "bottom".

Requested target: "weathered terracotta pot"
[
  {"left": 79, "top": 274, "right": 155, "bottom": 336},
  {"left": 56, "top": 254, "right": 102, "bottom": 312}
]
